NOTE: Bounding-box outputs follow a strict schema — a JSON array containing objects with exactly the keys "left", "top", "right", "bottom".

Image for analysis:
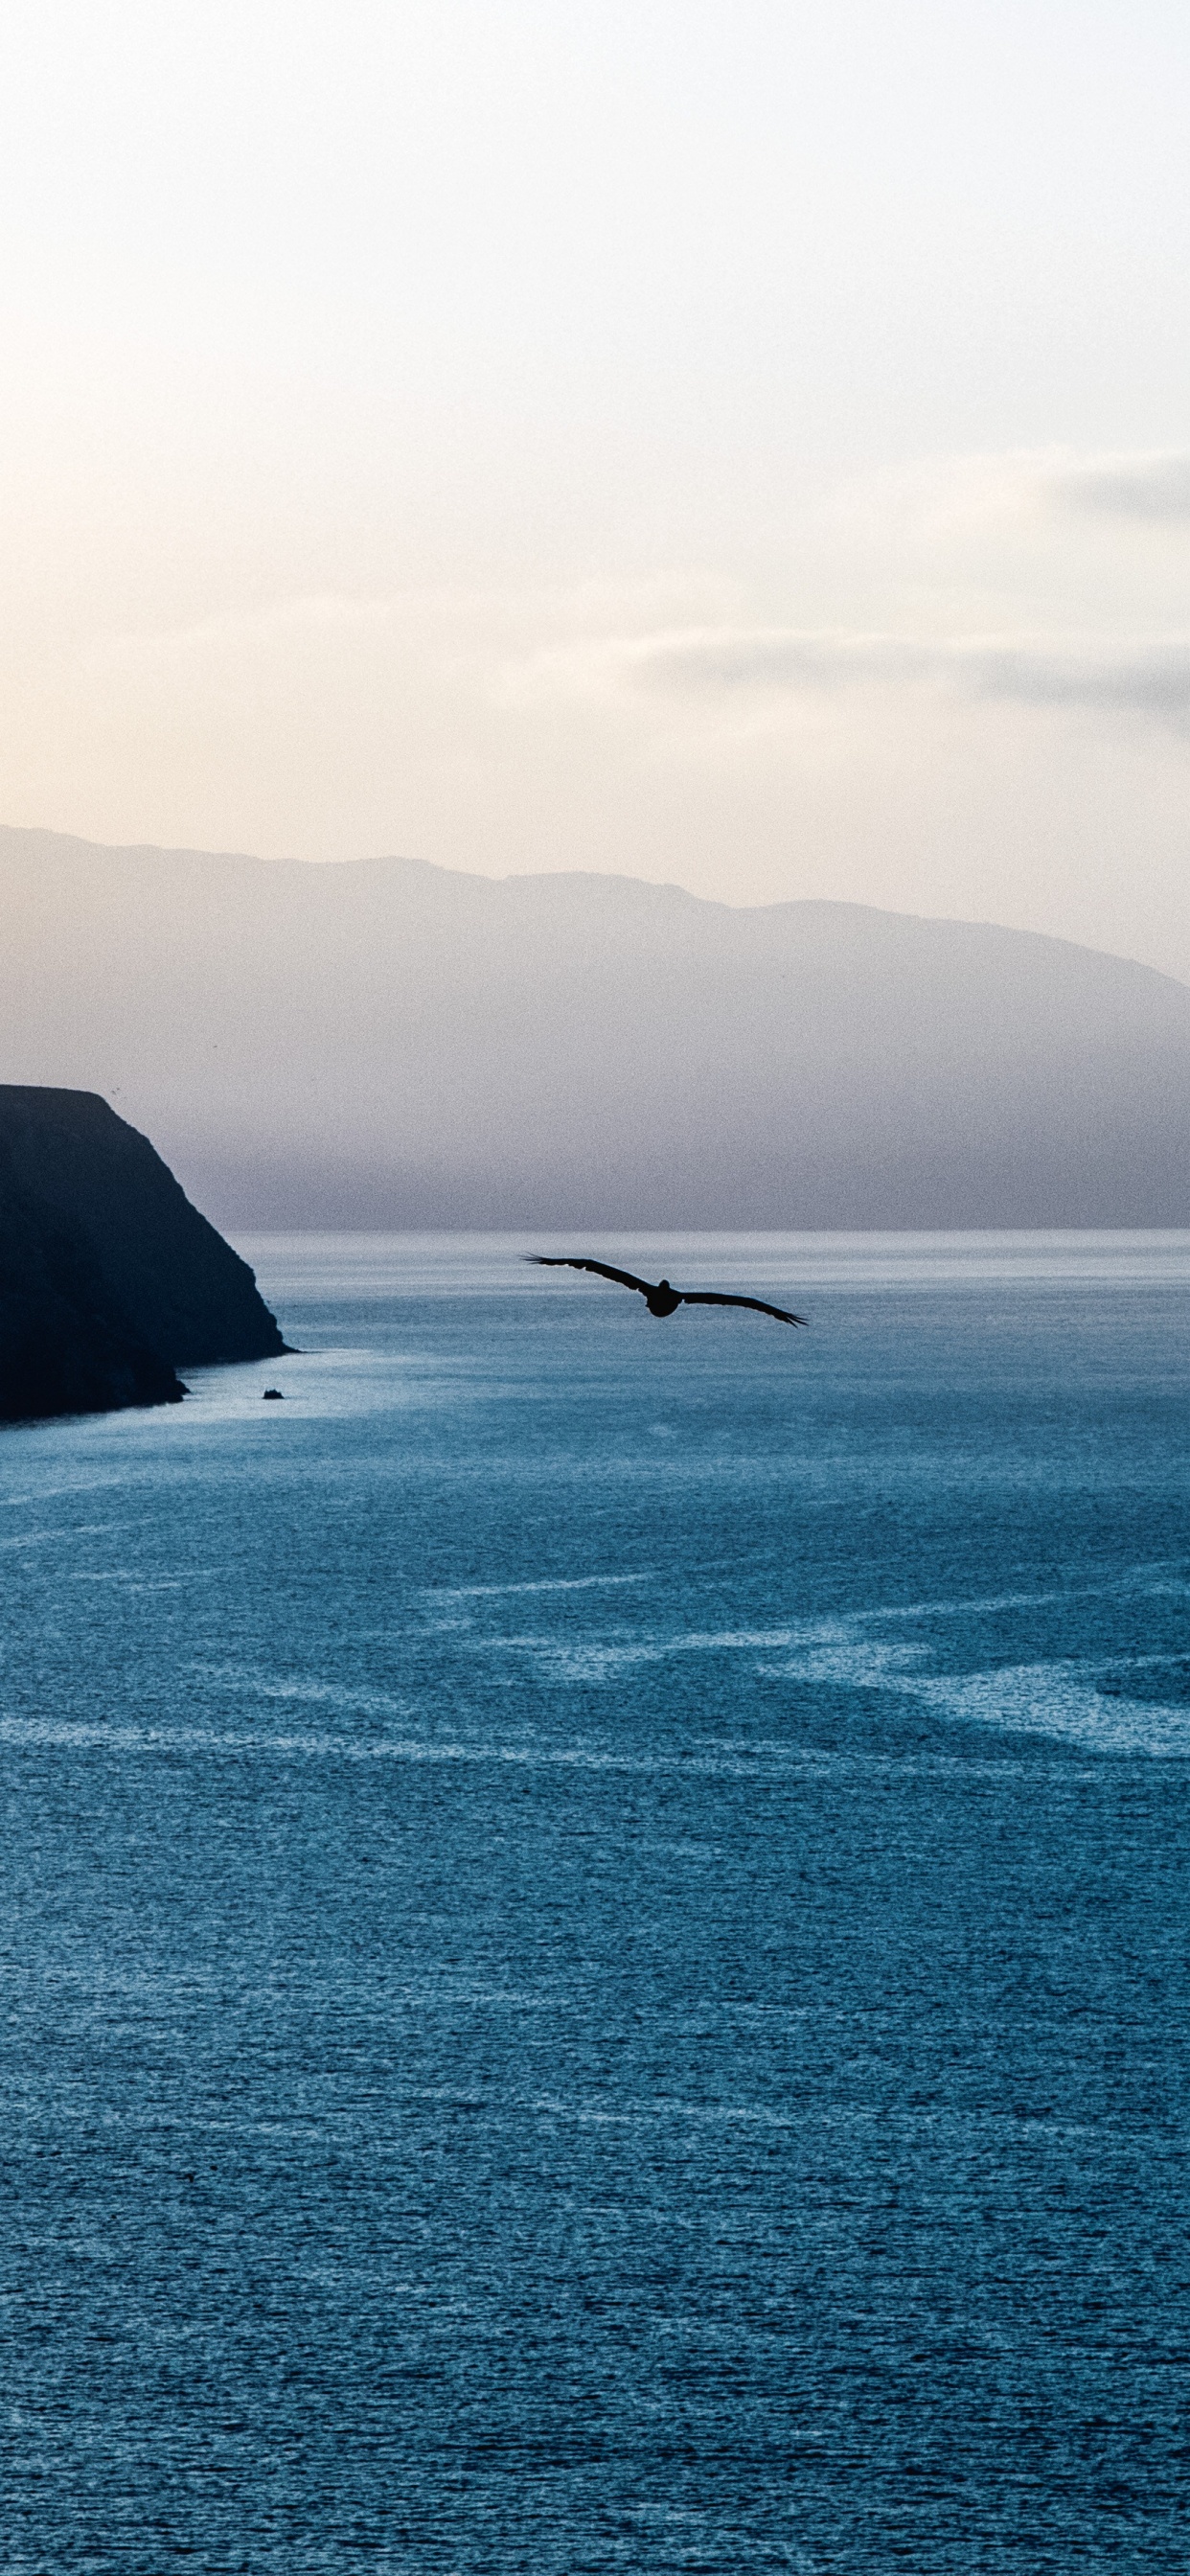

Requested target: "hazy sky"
[{"left": 3, "top": 2, "right": 1189, "bottom": 973}]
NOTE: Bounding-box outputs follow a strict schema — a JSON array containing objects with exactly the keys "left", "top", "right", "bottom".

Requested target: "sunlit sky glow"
[{"left": 3, "top": 1, "right": 1189, "bottom": 973}]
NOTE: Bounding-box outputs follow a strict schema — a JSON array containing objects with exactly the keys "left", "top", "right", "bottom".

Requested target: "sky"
[{"left": 2, "top": 0, "right": 1189, "bottom": 976}]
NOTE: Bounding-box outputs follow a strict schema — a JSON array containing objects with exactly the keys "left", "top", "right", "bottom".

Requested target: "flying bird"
[{"left": 527, "top": 1256, "right": 807, "bottom": 1326}]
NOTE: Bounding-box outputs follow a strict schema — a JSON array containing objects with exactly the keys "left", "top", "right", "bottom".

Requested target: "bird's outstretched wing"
[
  {"left": 679, "top": 1291, "right": 808, "bottom": 1326},
  {"left": 527, "top": 1256, "right": 653, "bottom": 1296}
]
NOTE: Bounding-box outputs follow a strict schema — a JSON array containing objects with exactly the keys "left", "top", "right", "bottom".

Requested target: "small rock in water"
[{"left": 263, "top": 1387, "right": 285, "bottom": 1400}]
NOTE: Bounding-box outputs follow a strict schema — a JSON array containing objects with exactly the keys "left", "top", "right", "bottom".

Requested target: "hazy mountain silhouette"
[{"left": 3, "top": 825, "right": 1190, "bottom": 1229}]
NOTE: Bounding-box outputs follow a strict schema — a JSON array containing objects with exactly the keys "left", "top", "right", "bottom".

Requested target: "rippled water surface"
[{"left": 3, "top": 1231, "right": 1190, "bottom": 2571}]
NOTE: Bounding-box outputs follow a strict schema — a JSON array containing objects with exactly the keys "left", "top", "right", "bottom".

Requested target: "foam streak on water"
[{"left": 2, "top": 1230, "right": 1190, "bottom": 2572}]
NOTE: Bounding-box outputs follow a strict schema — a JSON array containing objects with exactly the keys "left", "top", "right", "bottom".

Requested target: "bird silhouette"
[{"left": 527, "top": 1256, "right": 807, "bottom": 1326}]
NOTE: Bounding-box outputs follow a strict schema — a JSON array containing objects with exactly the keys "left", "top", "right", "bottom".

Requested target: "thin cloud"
[
  {"left": 626, "top": 627, "right": 1190, "bottom": 726},
  {"left": 967, "top": 641, "right": 1190, "bottom": 717},
  {"left": 1048, "top": 451, "right": 1190, "bottom": 523}
]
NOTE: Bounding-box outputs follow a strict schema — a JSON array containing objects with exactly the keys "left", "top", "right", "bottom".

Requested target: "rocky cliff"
[{"left": 0, "top": 1087, "right": 287, "bottom": 1424}]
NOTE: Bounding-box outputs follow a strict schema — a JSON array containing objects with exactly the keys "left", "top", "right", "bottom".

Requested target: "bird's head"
[{"left": 659, "top": 1278, "right": 670, "bottom": 1291}]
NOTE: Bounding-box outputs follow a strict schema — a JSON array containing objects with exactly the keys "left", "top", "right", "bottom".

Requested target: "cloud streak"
[
  {"left": 622, "top": 626, "right": 1190, "bottom": 726},
  {"left": 1048, "top": 450, "right": 1190, "bottom": 524}
]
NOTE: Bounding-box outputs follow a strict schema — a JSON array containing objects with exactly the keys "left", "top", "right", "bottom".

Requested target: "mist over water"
[{"left": 3, "top": 1233, "right": 1189, "bottom": 2571}]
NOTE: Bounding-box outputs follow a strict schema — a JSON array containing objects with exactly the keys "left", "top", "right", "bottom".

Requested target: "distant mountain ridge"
[{"left": 2, "top": 825, "right": 1189, "bottom": 1229}]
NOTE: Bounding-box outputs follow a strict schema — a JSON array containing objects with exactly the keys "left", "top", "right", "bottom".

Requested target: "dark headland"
[{"left": 0, "top": 1086, "right": 287, "bottom": 1424}]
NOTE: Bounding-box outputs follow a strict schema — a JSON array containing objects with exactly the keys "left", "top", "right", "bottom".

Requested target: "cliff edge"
[{"left": 0, "top": 1086, "right": 287, "bottom": 1424}]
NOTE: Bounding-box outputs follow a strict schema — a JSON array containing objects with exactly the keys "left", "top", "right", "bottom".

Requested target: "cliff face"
[{"left": 0, "top": 1087, "right": 286, "bottom": 1425}]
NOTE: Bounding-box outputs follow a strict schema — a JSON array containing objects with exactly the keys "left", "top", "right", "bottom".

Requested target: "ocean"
[{"left": 2, "top": 1231, "right": 1189, "bottom": 2572}]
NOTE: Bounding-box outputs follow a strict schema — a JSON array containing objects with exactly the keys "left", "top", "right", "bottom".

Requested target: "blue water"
[{"left": 3, "top": 1231, "right": 1190, "bottom": 2573}]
